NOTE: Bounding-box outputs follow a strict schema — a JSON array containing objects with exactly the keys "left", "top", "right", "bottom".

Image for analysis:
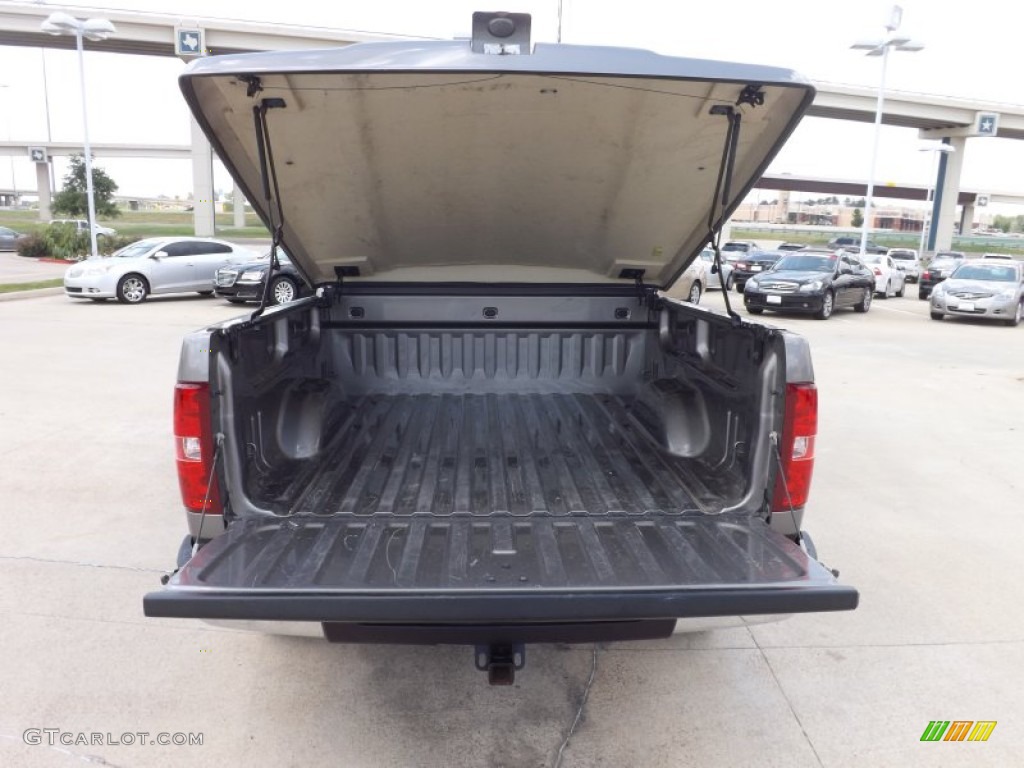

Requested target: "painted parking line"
[{"left": 870, "top": 302, "right": 929, "bottom": 316}]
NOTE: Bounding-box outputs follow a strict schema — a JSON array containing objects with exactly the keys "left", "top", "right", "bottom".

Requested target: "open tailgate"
[{"left": 144, "top": 515, "right": 857, "bottom": 623}]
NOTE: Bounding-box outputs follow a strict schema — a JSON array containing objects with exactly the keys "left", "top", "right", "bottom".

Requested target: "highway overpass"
[{"left": 2, "top": 2, "right": 1024, "bottom": 250}]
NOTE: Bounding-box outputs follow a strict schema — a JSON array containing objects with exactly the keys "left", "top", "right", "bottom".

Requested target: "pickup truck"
[
  {"left": 827, "top": 236, "right": 887, "bottom": 255},
  {"left": 144, "top": 13, "right": 858, "bottom": 683},
  {"left": 50, "top": 218, "right": 117, "bottom": 238}
]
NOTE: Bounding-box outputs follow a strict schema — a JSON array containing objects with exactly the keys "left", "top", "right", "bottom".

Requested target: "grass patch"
[
  {"left": 0, "top": 278, "right": 64, "bottom": 294},
  {"left": 0, "top": 210, "right": 269, "bottom": 240}
]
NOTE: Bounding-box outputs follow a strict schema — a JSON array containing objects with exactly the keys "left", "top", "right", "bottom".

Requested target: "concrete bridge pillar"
[
  {"left": 190, "top": 116, "right": 216, "bottom": 237},
  {"left": 960, "top": 202, "right": 976, "bottom": 236},
  {"left": 35, "top": 161, "right": 52, "bottom": 221},
  {"left": 233, "top": 183, "right": 246, "bottom": 229},
  {"left": 928, "top": 136, "right": 966, "bottom": 253}
]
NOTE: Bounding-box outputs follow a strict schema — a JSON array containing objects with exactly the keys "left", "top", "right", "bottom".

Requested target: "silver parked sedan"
[
  {"left": 929, "top": 260, "right": 1024, "bottom": 326},
  {"left": 63, "top": 237, "right": 256, "bottom": 304}
]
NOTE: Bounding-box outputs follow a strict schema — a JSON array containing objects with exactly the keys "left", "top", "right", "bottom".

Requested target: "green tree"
[
  {"left": 851, "top": 208, "right": 864, "bottom": 228},
  {"left": 991, "top": 215, "right": 1012, "bottom": 233},
  {"left": 52, "top": 155, "right": 121, "bottom": 218}
]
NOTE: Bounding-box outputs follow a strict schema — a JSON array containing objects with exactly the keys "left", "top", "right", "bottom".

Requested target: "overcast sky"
[{"left": 2, "top": 0, "right": 1024, "bottom": 213}]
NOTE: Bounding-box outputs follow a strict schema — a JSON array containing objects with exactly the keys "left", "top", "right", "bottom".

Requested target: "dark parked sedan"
[
  {"left": 743, "top": 251, "right": 875, "bottom": 320},
  {"left": 918, "top": 257, "right": 963, "bottom": 299},
  {"left": 732, "top": 250, "right": 786, "bottom": 292},
  {"left": 0, "top": 226, "right": 28, "bottom": 252},
  {"left": 215, "top": 249, "right": 308, "bottom": 304}
]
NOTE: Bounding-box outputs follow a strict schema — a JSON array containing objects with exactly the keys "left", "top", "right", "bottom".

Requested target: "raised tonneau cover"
[{"left": 179, "top": 41, "right": 814, "bottom": 288}]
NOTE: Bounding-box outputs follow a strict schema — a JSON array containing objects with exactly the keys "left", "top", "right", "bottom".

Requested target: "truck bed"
[
  {"left": 151, "top": 378, "right": 858, "bottom": 619},
  {"left": 277, "top": 392, "right": 709, "bottom": 518},
  {"left": 147, "top": 305, "right": 860, "bottom": 626}
]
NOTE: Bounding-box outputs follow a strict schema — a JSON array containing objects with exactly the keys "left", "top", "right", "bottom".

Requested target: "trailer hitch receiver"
[{"left": 475, "top": 643, "right": 525, "bottom": 685}]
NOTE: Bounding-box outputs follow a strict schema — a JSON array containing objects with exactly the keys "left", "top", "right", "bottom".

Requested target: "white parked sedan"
[
  {"left": 862, "top": 253, "right": 907, "bottom": 298},
  {"left": 699, "top": 247, "right": 735, "bottom": 290},
  {"left": 63, "top": 237, "right": 255, "bottom": 304}
]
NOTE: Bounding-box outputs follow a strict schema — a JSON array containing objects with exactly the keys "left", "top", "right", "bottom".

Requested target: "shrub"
[
  {"left": 16, "top": 234, "right": 50, "bottom": 259},
  {"left": 43, "top": 223, "right": 91, "bottom": 261}
]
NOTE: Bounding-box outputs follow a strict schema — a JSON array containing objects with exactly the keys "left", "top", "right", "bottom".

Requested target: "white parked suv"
[
  {"left": 886, "top": 248, "right": 920, "bottom": 283},
  {"left": 862, "top": 252, "right": 907, "bottom": 298},
  {"left": 50, "top": 218, "right": 118, "bottom": 238},
  {"left": 63, "top": 237, "right": 255, "bottom": 303}
]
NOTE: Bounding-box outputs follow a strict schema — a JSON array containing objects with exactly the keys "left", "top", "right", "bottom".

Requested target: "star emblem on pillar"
[{"left": 977, "top": 114, "right": 998, "bottom": 135}]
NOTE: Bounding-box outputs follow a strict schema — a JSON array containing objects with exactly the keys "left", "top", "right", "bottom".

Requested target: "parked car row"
[
  {"left": 729, "top": 246, "right": 1022, "bottom": 327},
  {"left": 62, "top": 237, "right": 310, "bottom": 306},
  {"left": 51, "top": 232, "right": 1021, "bottom": 328}
]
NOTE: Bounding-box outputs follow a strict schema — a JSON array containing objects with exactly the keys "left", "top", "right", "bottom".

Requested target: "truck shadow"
[{"left": 244, "top": 631, "right": 752, "bottom": 768}]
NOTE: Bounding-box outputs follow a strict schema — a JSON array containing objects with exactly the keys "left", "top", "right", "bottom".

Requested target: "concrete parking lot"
[
  {"left": 1, "top": 288, "right": 1022, "bottom": 767},
  {"left": 0, "top": 250, "right": 68, "bottom": 284}
]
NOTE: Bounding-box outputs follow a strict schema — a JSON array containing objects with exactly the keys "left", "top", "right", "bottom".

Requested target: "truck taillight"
[
  {"left": 771, "top": 383, "right": 817, "bottom": 513},
  {"left": 174, "top": 382, "right": 222, "bottom": 514}
]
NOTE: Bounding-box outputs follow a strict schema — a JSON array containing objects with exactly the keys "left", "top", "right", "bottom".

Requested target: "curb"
[{"left": 0, "top": 287, "right": 64, "bottom": 303}]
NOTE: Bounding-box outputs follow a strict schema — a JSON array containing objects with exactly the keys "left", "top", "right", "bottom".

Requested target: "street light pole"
[
  {"left": 73, "top": 28, "right": 101, "bottom": 260},
  {"left": 0, "top": 85, "right": 15, "bottom": 204},
  {"left": 852, "top": 5, "right": 924, "bottom": 256},
  {"left": 41, "top": 12, "right": 115, "bottom": 260},
  {"left": 860, "top": 44, "right": 889, "bottom": 256}
]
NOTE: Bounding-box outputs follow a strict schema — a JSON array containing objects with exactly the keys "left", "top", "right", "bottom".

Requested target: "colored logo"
[{"left": 920, "top": 721, "right": 996, "bottom": 742}]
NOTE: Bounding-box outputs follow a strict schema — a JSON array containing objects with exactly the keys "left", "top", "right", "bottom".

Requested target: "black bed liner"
[
  {"left": 280, "top": 393, "right": 711, "bottom": 518},
  {"left": 147, "top": 392, "right": 857, "bottom": 623}
]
